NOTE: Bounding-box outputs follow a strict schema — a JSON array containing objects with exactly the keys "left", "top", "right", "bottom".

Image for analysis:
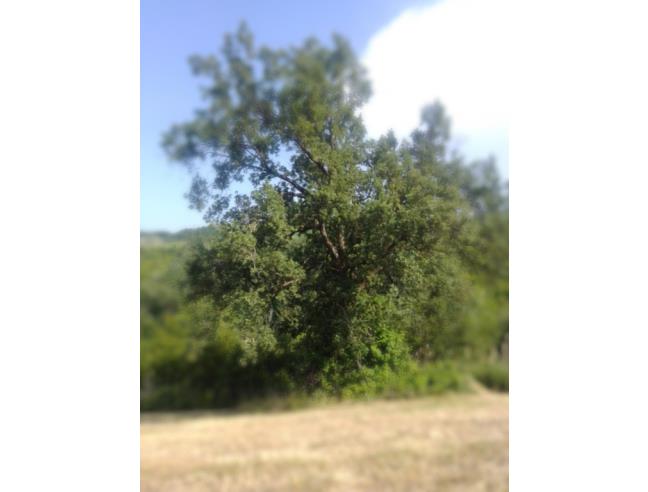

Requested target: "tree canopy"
[{"left": 161, "top": 23, "right": 508, "bottom": 391}]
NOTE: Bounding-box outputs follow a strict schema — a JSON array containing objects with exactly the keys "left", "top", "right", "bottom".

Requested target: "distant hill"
[{"left": 140, "top": 227, "right": 213, "bottom": 247}]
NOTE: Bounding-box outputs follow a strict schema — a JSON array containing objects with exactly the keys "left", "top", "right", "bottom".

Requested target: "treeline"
[{"left": 141, "top": 24, "right": 508, "bottom": 410}]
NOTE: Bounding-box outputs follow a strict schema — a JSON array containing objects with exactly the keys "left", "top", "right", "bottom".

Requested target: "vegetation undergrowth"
[
  {"left": 140, "top": 353, "right": 477, "bottom": 412},
  {"left": 470, "top": 362, "right": 509, "bottom": 392}
]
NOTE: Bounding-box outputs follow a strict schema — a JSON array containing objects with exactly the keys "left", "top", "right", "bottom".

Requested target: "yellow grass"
[{"left": 141, "top": 392, "right": 508, "bottom": 491}]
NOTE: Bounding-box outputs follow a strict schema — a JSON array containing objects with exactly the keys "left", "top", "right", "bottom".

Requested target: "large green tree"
[{"left": 163, "top": 24, "right": 479, "bottom": 388}]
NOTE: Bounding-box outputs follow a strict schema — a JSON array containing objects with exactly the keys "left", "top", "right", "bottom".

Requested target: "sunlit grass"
[{"left": 141, "top": 391, "right": 508, "bottom": 492}]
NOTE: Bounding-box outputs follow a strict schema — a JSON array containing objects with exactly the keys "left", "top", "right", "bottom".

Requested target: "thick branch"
[
  {"left": 337, "top": 228, "right": 347, "bottom": 255},
  {"left": 317, "top": 219, "right": 340, "bottom": 262}
]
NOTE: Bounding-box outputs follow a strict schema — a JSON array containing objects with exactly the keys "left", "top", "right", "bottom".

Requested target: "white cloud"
[{"left": 361, "top": 0, "right": 509, "bottom": 176}]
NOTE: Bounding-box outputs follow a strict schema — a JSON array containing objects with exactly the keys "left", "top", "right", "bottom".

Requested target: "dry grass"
[{"left": 141, "top": 392, "right": 508, "bottom": 492}]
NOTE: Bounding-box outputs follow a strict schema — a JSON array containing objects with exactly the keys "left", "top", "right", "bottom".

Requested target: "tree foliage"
[{"left": 160, "top": 23, "right": 508, "bottom": 392}]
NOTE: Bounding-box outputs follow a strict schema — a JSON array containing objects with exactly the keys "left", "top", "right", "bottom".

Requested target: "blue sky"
[{"left": 141, "top": 0, "right": 507, "bottom": 232}]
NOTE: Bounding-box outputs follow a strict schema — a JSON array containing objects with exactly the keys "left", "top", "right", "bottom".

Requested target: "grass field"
[{"left": 141, "top": 391, "right": 508, "bottom": 492}]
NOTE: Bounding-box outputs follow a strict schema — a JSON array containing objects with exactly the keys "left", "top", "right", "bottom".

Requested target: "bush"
[
  {"left": 471, "top": 362, "right": 508, "bottom": 392},
  {"left": 339, "top": 361, "right": 467, "bottom": 400}
]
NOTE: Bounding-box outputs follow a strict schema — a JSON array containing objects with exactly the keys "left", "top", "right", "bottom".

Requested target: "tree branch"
[
  {"left": 294, "top": 138, "right": 329, "bottom": 177},
  {"left": 317, "top": 219, "right": 340, "bottom": 263},
  {"left": 247, "top": 146, "right": 310, "bottom": 196},
  {"left": 337, "top": 228, "right": 347, "bottom": 255},
  {"left": 280, "top": 279, "right": 300, "bottom": 289}
]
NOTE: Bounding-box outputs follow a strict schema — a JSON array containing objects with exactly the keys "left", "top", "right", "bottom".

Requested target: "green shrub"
[
  {"left": 471, "top": 363, "right": 508, "bottom": 392},
  {"left": 339, "top": 361, "right": 467, "bottom": 400}
]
